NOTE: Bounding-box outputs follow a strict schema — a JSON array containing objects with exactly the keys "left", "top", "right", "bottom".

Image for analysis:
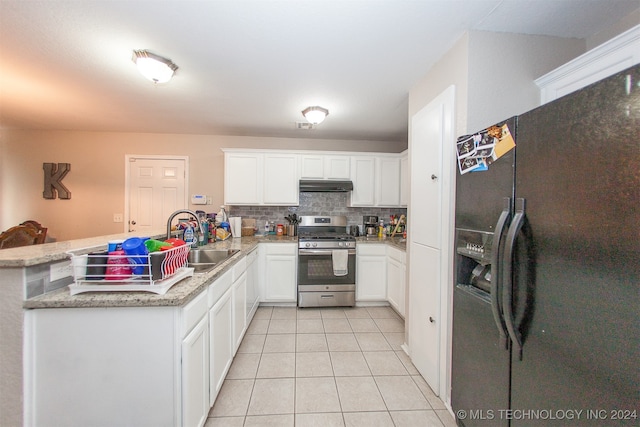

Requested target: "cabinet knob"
[
  {"left": 431, "top": 174, "right": 438, "bottom": 180},
  {"left": 130, "top": 220, "right": 137, "bottom": 225},
  {"left": 429, "top": 316, "right": 435, "bottom": 323}
]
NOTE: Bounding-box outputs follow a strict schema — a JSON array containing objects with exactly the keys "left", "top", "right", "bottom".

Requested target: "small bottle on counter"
[
  {"left": 183, "top": 222, "right": 196, "bottom": 247},
  {"left": 276, "top": 224, "right": 284, "bottom": 236}
]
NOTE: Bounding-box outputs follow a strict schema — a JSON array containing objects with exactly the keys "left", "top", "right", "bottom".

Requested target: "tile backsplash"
[{"left": 227, "top": 192, "right": 407, "bottom": 229}]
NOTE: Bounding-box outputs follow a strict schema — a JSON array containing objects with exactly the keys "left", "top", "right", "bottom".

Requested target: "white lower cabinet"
[
  {"left": 245, "top": 248, "right": 260, "bottom": 322},
  {"left": 25, "top": 252, "right": 259, "bottom": 427},
  {"left": 182, "top": 314, "right": 209, "bottom": 427},
  {"left": 386, "top": 246, "right": 406, "bottom": 317},
  {"left": 356, "top": 244, "right": 387, "bottom": 301},
  {"left": 232, "top": 271, "right": 247, "bottom": 352},
  {"left": 209, "top": 272, "right": 233, "bottom": 406},
  {"left": 261, "top": 243, "right": 297, "bottom": 302}
]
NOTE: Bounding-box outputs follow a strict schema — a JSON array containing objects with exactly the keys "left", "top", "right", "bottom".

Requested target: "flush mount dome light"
[
  {"left": 132, "top": 50, "right": 178, "bottom": 83},
  {"left": 302, "top": 106, "right": 329, "bottom": 124}
]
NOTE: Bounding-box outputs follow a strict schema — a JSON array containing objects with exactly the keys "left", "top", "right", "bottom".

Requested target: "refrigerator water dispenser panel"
[{"left": 455, "top": 228, "right": 495, "bottom": 294}]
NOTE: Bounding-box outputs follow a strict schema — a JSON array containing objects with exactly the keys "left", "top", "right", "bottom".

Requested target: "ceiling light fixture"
[
  {"left": 302, "top": 106, "right": 329, "bottom": 124},
  {"left": 132, "top": 50, "right": 178, "bottom": 84}
]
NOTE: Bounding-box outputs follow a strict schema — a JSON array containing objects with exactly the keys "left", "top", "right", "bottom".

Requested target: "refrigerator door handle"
[
  {"left": 503, "top": 198, "right": 526, "bottom": 360},
  {"left": 490, "top": 197, "right": 511, "bottom": 350}
]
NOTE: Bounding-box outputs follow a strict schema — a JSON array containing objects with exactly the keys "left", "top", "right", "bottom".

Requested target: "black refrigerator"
[{"left": 451, "top": 65, "right": 639, "bottom": 427}]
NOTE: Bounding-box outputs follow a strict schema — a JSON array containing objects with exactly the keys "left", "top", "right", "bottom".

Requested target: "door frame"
[{"left": 124, "top": 155, "right": 189, "bottom": 233}]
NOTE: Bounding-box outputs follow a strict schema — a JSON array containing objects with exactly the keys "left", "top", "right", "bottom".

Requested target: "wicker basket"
[{"left": 241, "top": 227, "right": 255, "bottom": 236}]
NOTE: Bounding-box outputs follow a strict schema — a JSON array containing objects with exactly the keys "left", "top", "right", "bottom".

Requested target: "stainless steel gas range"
[{"left": 297, "top": 215, "right": 356, "bottom": 307}]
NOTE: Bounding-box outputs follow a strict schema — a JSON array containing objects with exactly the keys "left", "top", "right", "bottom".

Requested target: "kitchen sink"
[{"left": 187, "top": 248, "right": 240, "bottom": 273}]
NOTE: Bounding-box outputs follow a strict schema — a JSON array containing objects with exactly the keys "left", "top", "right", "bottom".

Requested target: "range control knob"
[
  {"left": 312, "top": 242, "right": 318, "bottom": 248},
  {"left": 339, "top": 242, "right": 345, "bottom": 247},
  {"left": 305, "top": 242, "right": 310, "bottom": 248}
]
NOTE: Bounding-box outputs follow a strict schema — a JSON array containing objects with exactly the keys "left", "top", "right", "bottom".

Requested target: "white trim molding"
[{"left": 536, "top": 25, "right": 640, "bottom": 104}]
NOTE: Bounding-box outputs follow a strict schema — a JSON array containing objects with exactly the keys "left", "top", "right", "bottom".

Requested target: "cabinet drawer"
[
  {"left": 357, "top": 244, "right": 386, "bottom": 256},
  {"left": 208, "top": 269, "right": 233, "bottom": 307},
  {"left": 182, "top": 290, "right": 208, "bottom": 337},
  {"left": 264, "top": 243, "right": 297, "bottom": 255},
  {"left": 387, "top": 246, "right": 405, "bottom": 263},
  {"left": 232, "top": 257, "right": 247, "bottom": 282},
  {"left": 246, "top": 247, "right": 258, "bottom": 264}
]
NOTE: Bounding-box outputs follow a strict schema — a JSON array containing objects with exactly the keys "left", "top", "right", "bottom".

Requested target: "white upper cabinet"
[
  {"left": 350, "top": 156, "right": 376, "bottom": 206},
  {"left": 350, "top": 154, "right": 403, "bottom": 207},
  {"left": 224, "top": 152, "right": 262, "bottom": 205},
  {"left": 224, "top": 148, "right": 404, "bottom": 207},
  {"left": 324, "top": 155, "right": 350, "bottom": 179},
  {"left": 300, "top": 155, "right": 324, "bottom": 179},
  {"left": 300, "top": 154, "right": 350, "bottom": 180},
  {"left": 223, "top": 150, "right": 297, "bottom": 206},
  {"left": 376, "top": 157, "right": 401, "bottom": 207},
  {"left": 263, "top": 153, "right": 299, "bottom": 205},
  {"left": 400, "top": 151, "right": 409, "bottom": 207}
]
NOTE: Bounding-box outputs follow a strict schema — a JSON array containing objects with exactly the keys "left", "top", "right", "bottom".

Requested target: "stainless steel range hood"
[{"left": 299, "top": 180, "right": 354, "bottom": 192}]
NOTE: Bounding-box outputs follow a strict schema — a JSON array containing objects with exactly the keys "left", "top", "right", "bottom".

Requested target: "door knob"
[
  {"left": 131, "top": 220, "right": 136, "bottom": 225},
  {"left": 429, "top": 316, "right": 435, "bottom": 323},
  {"left": 431, "top": 174, "right": 438, "bottom": 180}
]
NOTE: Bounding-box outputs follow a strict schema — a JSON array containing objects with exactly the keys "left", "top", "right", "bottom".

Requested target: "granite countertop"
[
  {"left": 356, "top": 235, "right": 407, "bottom": 250},
  {"left": 22, "top": 234, "right": 297, "bottom": 310},
  {"left": 0, "top": 229, "right": 172, "bottom": 268},
  {"left": 16, "top": 231, "right": 403, "bottom": 310}
]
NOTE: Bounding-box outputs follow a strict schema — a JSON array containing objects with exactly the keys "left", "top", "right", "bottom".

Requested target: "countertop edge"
[
  {"left": 22, "top": 236, "right": 297, "bottom": 310},
  {"left": 19, "top": 234, "right": 403, "bottom": 310}
]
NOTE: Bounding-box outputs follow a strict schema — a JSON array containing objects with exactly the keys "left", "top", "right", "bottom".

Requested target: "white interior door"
[
  {"left": 408, "top": 86, "right": 455, "bottom": 398},
  {"left": 127, "top": 156, "right": 188, "bottom": 234}
]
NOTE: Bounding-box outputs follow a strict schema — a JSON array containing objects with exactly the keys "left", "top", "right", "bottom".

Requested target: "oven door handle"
[{"left": 298, "top": 249, "right": 356, "bottom": 256}]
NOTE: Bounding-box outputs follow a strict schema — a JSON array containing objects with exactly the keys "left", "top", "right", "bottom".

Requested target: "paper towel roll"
[{"left": 229, "top": 217, "right": 242, "bottom": 238}]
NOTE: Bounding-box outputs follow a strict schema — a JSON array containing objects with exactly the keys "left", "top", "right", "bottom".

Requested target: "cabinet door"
[
  {"left": 224, "top": 153, "right": 262, "bottom": 205},
  {"left": 387, "top": 256, "right": 404, "bottom": 316},
  {"left": 263, "top": 153, "right": 299, "bottom": 205},
  {"left": 300, "top": 155, "right": 324, "bottom": 179},
  {"left": 209, "top": 290, "right": 232, "bottom": 406},
  {"left": 232, "top": 271, "right": 247, "bottom": 353},
  {"left": 408, "top": 242, "right": 440, "bottom": 392},
  {"left": 182, "top": 315, "right": 209, "bottom": 427},
  {"left": 400, "top": 153, "right": 409, "bottom": 207},
  {"left": 325, "top": 155, "right": 350, "bottom": 179},
  {"left": 350, "top": 156, "right": 376, "bottom": 206},
  {"left": 245, "top": 250, "right": 260, "bottom": 323},
  {"left": 410, "top": 102, "right": 443, "bottom": 248},
  {"left": 356, "top": 255, "right": 387, "bottom": 301},
  {"left": 377, "top": 157, "right": 401, "bottom": 206},
  {"left": 264, "top": 255, "right": 297, "bottom": 302}
]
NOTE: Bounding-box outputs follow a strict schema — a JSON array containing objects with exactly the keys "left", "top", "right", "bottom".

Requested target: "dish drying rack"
[{"left": 68, "top": 244, "right": 194, "bottom": 295}]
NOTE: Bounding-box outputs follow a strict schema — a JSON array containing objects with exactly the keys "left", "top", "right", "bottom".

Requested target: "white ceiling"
[{"left": 1, "top": 1, "right": 638, "bottom": 143}]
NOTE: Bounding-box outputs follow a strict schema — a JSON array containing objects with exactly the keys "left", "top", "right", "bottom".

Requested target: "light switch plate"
[{"left": 50, "top": 260, "right": 73, "bottom": 282}]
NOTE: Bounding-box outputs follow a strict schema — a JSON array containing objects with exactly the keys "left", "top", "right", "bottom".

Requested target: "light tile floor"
[{"left": 206, "top": 306, "right": 456, "bottom": 427}]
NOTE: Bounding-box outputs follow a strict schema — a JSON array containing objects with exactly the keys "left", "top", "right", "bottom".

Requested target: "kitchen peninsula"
[
  {"left": 1, "top": 230, "right": 406, "bottom": 427},
  {"left": 0, "top": 231, "right": 294, "bottom": 427}
]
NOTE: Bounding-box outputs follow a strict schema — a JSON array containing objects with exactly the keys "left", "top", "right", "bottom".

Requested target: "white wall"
[
  {"left": 466, "top": 31, "right": 584, "bottom": 132},
  {"left": 409, "top": 33, "right": 470, "bottom": 137},
  {"left": 0, "top": 130, "right": 403, "bottom": 241},
  {"left": 586, "top": 7, "right": 640, "bottom": 50}
]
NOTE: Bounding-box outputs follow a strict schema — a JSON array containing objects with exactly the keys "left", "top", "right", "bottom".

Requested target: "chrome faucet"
[{"left": 166, "top": 209, "right": 205, "bottom": 246}]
